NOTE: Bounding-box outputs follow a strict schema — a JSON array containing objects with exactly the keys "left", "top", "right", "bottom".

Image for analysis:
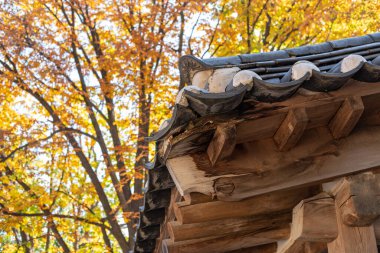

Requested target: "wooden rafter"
[
  {"left": 207, "top": 123, "right": 236, "bottom": 166},
  {"left": 274, "top": 108, "right": 308, "bottom": 151},
  {"left": 329, "top": 96, "right": 364, "bottom": 139}
]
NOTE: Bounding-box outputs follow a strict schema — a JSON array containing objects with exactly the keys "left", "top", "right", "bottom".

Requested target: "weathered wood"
[
  {"left": 207, "top": 124, "right": 236, "bottom": 166},
  {"left": 167, "top": 81, "right": 380, "bottom": 160},
  {"left": 333, "top": 173, "right": 380, "bottom": 226},
  {"left": 173, "top": 186, "right": 319, "bottom": 224},
  {"left": 163, "top": 226, "right": 289, "bottom": 253},
  {"left": 274, "top": 108, "right": 308, "bottom": 151},
  {"left": 183, "top": 192, "right": 214, "bottom": 205},
  {"left": 374, "top": 218, "right": 380, "bottom": 244},
  {"left": 153, "top": 188, "right": 181, "bottom": 253},
  {"left": 213, "top": 126, "right": 380, "bottom": 201},
  {"left": 227, "top": 243, "right": 277, "bottom": 253},
  {"left": 167, "top": 211, "right": 291, "bottom": 242},
  {"left": 329, "top": 96, "right": 364, "bottom": 139},
  {"left": 327, "top": 203, "right": 377, "bottom": 253},
  {"left": 276, "top": 193, "right": 337, "bottom": 253},
  {"left": 327, "top": 176, "right": 378, "bottom": 253}
]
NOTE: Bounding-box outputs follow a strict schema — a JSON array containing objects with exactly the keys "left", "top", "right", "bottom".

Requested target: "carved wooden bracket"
[
  {"left": 274, "top": 108, "right": 308, "bottom": 151},
  {"left": 334, "top": 172, "right": 380, "bottom": 226},
  {"left": 329, "top": 96, "right": 364, "bottom": 139},
  {"left": 207, "top": 123, "right": 236, "bottom": 166},
  {"left": 277, "top": 193, "right": 337, "bottom": 253}
]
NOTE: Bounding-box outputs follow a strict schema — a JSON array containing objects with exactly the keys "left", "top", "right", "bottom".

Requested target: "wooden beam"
[
  {"left": 327, "top": 177, "right": 378, "bottom": 253},
  {"left": 153, "top": 187, "right": 182, "bottom": 252},
  {"left": 227, "top": 243, "right": 277, "bottom": 253},
  {"left": 276, "top": 193, "right": 337, "bottom": 253},
  {"left": 329, "top": 96, "right": 364, "bottom": 139},
  {"left": 173, "top": 186, "right": 319, "bottom": 224},
  {"left": 212, "top": 126, "right": 380, "bottom": 201},
  {"left": 207, "top": 123, "right": 236, "bottom": 166},
  {"left": 333, "top": 173, "right": 380, "bottom": 227},
  {"left": 167, "top": 81, "right": 380, "bottom": 160},
  {"left": 168, "top": 212, "right": 291, "bottom": 242},
  {"left": 274, "top": 108, "right": 308, "bottom": 151},
  {"left": 163, "top": 226, "right": 289, "bottom": 253},
  {"left": 183, "top": 192, "right": 214, "bottom": 205}
]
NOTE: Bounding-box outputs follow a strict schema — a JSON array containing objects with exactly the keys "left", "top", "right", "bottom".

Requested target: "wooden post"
[{"left": 326, "top": 173, "right": 379, "bottom": 253}]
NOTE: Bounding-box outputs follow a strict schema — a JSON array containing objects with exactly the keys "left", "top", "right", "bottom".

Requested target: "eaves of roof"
[{"left": 134, "top": 32, "right": 380, "bottom": 253}]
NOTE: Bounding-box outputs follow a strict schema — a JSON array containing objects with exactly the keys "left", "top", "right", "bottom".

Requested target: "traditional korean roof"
[{"left": 134, "top": 32, "right": 380, "bottom": 252}]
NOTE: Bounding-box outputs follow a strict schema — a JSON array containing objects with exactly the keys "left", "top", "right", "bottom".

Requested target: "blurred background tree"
[{"left": 0, "top": 0, "right": 378, "bottom": 252}]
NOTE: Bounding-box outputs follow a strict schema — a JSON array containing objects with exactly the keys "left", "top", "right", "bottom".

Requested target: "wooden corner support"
[
  {"left": 276, "top": 193, "right": 337, "bottom": 253},
  {"left": 326, "top": 173, "right": 379, "bottom": 253},
  {"left": 207, "top": 123, "right": 236, "bottom": 166},
  {"left": 274, "top": 108, "right": 308, "bottom": 151},
  {"left": 333, "top": 173, "right": 380, "bottom": 227},
  {"left": 329, "top": 96, "right": 364, "bottom": 139}
]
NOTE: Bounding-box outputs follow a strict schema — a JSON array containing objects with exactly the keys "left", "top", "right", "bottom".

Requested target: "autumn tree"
[
  {"left": 1, "top": 0, "right": 379, "bottom": 252},
  {"left": 189, "top": 0, "right": 380, "bottom": 57},
  {"left": 0, "top": 0, "right": 206, "bottom": 252}
]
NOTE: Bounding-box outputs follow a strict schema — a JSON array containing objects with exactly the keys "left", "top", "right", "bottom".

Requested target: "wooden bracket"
[
  {"left": 207, "top": 123, "right": 236, "bottom": 166},
  {"left": 329, "top": 96, "right": 364, "bottom": 139},
  {"left": 274, "top": 108, "right": 308, "bottom": 151},
  {"left": 276, "top": 193, "right": 337, "bottom": 253},
  {"left": 334, "top": 172, "right": 380, "bottom": 226},
  {"left": 327, "top": 173, "right": 379, "bottom": 253}
]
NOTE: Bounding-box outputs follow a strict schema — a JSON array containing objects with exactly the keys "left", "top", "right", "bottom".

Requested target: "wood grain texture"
[
  {"left": 329, "top": 96, "right": 364, "bottom": 139},
  {"left": 207, "top": 123, "right": 236, "bottom": 166},
  {"left": 276, "top": 193, "right": 337, "bottom": 253},
  {"left": 163, "top": 227, "right": 289, "bottom": 253},
  {"left": 173, "top": 187, "right": 319, "bottom": 224},
  {"left": 167, "top": 211, "right": 291, "bottom": 242},
  {"left": 327, "top": 201, "right": 378, "bottom": 253},
  {"left": 154, "top": 188, "right": 182, "bottom": 253},
  {"left": 274, "top": 108, "right": 308, "bottom": 151},
  {"left": 333, "top": 173, "right": 380, "bottom": 227},
  {"left": 214, "top": 126, "right": 380, "bottom": 201},
  {"left": 166, "top": 81, "right": 380, "bottom": 160},
  {"left": 183, "top": 192, "right": 214, "bottom": 205}
]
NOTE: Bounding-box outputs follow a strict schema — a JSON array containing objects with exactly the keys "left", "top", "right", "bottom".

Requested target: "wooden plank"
[
  {"left": 327, "top": 202, "right": 377, "bottom": 253},
  {"left": 207, "top": 123, "right": 236, "bottom": 166},
  {"left": 168, "top": 212, "right": 291, "bottom": 242},
  {"left": 173, "top": 186, "right": 319, "bottom": 224},
  {"left": 163, "top": 226, "right": 289, "bottom": 253},
  {"left": 329, "top": 96, "right": 364, "bottom": 139},
  {"left": 274, "top": 108, "right": 308, "bottom": 151},
  {"left": 213, "top": 126, "right": 380, "bottom": 201},
  {"left": 333, "top": 173, "right": 380, "bottom": 226},
  {"left": 276, "top": 193, "right": 337, "bottom": 253}
]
